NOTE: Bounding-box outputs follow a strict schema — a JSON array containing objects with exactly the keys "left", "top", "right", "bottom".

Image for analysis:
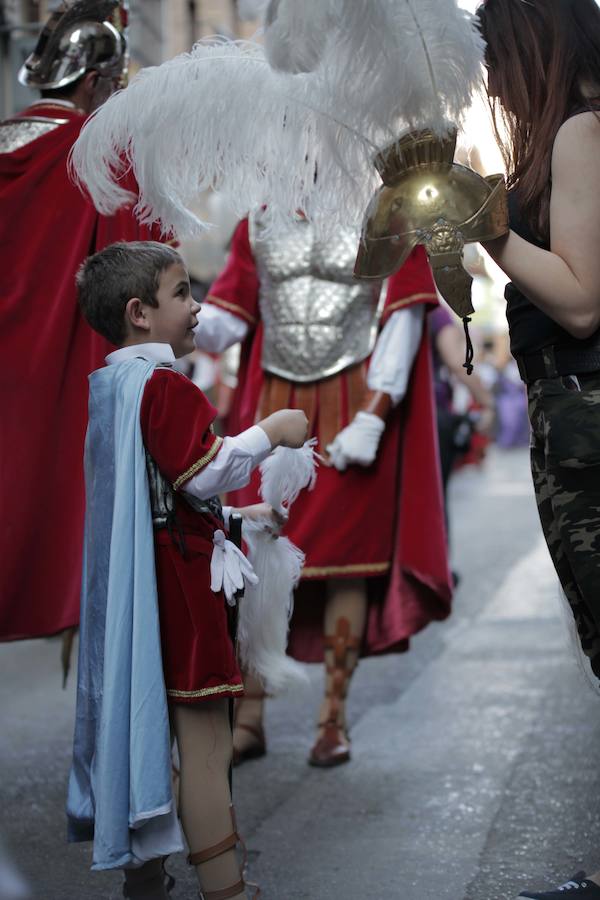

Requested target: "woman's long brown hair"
[{"left": 477, "top": 0, "right": 600, "bottom": 242}]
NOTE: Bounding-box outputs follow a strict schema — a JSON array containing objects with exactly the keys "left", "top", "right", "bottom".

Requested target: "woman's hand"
[{"left": 234, "top": 502, "right": 288, "bottom": 535}]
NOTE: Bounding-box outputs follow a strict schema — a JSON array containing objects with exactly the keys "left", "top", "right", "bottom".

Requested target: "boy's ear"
[{"left": 125, "top": 297, "right": 151, "bottom": 332}]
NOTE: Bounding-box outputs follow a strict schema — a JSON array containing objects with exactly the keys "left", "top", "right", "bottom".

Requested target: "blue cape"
[{"left": 67, "top": 358, "right": 183, "bottom": 870}]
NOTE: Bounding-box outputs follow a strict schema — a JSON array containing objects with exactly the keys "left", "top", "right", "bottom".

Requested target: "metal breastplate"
[
  {"left": 145, "top": 452, "right": 223, "bottom": 529},
  {"left": 250, "top": 216, "right": 383, "bottom": 382},
  {"left": 0, "top": 116, "right": 67, "bottom": 153}
]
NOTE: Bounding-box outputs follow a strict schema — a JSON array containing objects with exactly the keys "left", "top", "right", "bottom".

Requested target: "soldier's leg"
[
  {"left": 232, "top": 671, "right": 267, "bottom": 765},
  {"left": 309, "top": 577, "right": 367, "bottom": 767}
]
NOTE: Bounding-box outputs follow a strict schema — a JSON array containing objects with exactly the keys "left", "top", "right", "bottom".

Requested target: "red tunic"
[
  {"left": 206, "top": 220, "right": 453, "bottom": 662},
  {"left": 140, "top": 368, "right": 243, "bottom": 703},
  {"left": 0, "top": 103, "right": 166, "bottom": 641}
]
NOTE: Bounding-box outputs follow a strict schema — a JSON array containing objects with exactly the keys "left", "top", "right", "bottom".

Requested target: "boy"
[{"left": 67, "top": 241, "right": 307, "bottom": 900}]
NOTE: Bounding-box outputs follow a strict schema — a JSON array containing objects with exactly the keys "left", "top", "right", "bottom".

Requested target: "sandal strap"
[
  {"left": 200, "top": 879, "right": 245, "bottom": 900},
  {"left": 189, "top": 832, "right": 238, "bottom": 866}
]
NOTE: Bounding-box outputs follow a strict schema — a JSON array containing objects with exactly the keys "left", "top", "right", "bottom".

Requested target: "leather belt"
[{"left": 515, "top": 344, "right": 600, "bottom": 383}]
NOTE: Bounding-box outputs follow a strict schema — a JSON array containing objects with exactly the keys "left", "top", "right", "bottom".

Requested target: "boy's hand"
[
  {"left": 235, "top": 502, "right": 287, "bottom": 535},
  {"left": 258, "top": 409, "right": 309, "bottom": 449}
]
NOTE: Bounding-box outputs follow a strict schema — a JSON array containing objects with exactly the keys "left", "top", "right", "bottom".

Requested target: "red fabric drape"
[{"left": 0, "top": 104, "right": 163, "bottom": 640}]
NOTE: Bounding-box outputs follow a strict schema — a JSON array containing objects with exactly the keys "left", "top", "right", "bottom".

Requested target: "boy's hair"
[{"left": 76, "top": 241, "right": 182, "bottom": 345}]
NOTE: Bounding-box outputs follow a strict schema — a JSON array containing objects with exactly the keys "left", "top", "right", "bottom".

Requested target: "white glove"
[
  {"left": 210, "top": 530, "right": 259, "bottom": 606},
  {"left": 326, "top": 411, "right": 385, "bottom": 472}
]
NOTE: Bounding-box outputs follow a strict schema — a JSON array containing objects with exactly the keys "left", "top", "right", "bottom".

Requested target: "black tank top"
[{"left": 505, "top": 105, "right": 600, "bottom": 356}]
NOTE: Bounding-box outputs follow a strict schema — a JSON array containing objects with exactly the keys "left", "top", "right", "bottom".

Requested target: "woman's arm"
[{"left": 483, "top": 112, "right": 600, "bottom": 339}]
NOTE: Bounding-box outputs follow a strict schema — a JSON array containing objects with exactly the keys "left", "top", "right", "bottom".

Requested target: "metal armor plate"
[
  {"left": 250, "top": 215, "right": 383, "bottom": 382},
  {"left": 0, "top": 117, "right": 67, "bottom": 154}
]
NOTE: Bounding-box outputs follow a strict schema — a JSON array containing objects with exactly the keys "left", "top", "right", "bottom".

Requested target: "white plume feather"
[
  {"left": 70, "top": 3, "right": 484, "bottom": 238},
  {"left": 236, "top": 441, "right": 318, "bottom": 693}
]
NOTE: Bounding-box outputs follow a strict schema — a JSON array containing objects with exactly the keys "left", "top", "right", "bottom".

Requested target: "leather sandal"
[
  {"left": 190, "top": 806, "right": 260, "bottom": 900},
  {"left": 232, "top": 691, "right": 267, "bottom": 767},
  {"left": 122, "top": 858, "right": 175, "bottom": 898},
  {"left": 308, "top": 617, "right": 360, "bottom": 768}
]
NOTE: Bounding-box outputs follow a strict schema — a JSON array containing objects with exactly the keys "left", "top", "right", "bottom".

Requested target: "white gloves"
[
  {"left": 326, "top": 411, "right": 385, "bottom": 472},
  {"left": 210, "top": 530, "right": 258, "bottom": 605}
]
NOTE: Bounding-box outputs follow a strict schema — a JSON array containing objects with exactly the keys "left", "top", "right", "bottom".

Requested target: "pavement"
[{"left": 1, "top": 446, "right": 599, "bottom": 900}]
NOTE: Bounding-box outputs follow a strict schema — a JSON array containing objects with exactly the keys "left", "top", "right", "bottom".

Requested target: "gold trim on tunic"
[
  {"left": 205, "top": 294, "right": 257, "bottom": 326},
  {"left": 167, "top": 683, "right": 244, "bottom": 699},
  {"left": 384, "top": 292, "right": 438, "bottom": 317},
  {"left": 173, "top": 436, "right": 223, "bottom": 491},
  {"left": 302, "top": 561, "right": 391, "bottom": 577}
]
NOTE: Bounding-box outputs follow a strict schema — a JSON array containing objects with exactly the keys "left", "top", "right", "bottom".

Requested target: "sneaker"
[{"left": 519, "top": 873, "right": 600, "bottom": 898}]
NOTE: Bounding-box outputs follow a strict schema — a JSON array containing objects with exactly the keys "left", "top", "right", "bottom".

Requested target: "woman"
[{"left": 477, "top": 1, "right": 600, "bottom": 897}]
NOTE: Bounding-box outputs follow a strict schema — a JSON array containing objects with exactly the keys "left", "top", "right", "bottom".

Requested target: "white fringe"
[
  {"left": 70, "top": 3, "right": 484, "bottom": 239},
  {"left": 236, "top": 441, "right": 318, "bottom": 693}
]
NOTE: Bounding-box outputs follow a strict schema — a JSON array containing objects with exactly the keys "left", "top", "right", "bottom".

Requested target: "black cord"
[{"left": 462, "top": 316, "right": 474, "bottom": 375}]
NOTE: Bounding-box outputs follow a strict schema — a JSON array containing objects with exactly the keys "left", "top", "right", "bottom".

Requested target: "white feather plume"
[
  {"left": 70, "top": 38, "right": 378, "bottom": 238},
  {"left": 70, "top": 2, "right": 484, "bottom": 238},
  {"left": 236, "top": 441, "right": 318, "bottom": 693}
]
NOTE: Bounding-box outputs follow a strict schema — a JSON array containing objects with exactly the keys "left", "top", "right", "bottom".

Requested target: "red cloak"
[
  {"left": 207, "top": 220, "right": 453, "bottom": 661},
  {"left": 0, "top": 102, "right": 163, "bottom": 641}
]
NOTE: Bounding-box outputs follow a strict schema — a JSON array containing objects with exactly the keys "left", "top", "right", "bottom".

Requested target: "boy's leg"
[
  {"left": 172, "top": 698, "right": 247, "bottom": 900},
  {"left": 309, "top": 577, "right": 367, "bottom": 767}
]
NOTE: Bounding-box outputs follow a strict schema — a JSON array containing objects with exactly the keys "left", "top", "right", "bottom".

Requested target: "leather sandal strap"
[
  {"left": 188, "top": 832, "right": 238, "bottom": 866},
  {"left": 200, "top": 879, "right": 245, "bottom": 900}
]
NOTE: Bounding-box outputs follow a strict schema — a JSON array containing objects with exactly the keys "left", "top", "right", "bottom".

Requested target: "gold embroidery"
[
  {"left": 302, "top": 561, "right": 391, "bottom": 577},
  {"left": 167, "top": 683, "right": 244, "bottom": 699},
  {"left": 173, "top": 436, "right": 223, "bottom": 491},
  {"left": 205, "top": 294, "right": 257, "bottom": 326}
]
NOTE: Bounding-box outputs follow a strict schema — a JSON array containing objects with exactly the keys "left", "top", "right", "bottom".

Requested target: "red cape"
[{"left": 0, "top": 103, "right": 162, "bottom": 640}]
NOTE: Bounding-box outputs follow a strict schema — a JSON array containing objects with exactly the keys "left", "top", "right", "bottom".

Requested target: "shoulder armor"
[{"left": 0, "top": 116, "right": 68, "bottom": 154}]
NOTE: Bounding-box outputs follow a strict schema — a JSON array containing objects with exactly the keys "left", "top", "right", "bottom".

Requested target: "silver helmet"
[{"left": 18, "top": 1, "right": 127, "bottom": 91}]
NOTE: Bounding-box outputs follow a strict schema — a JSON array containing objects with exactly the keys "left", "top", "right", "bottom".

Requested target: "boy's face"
[{"left": 146, "top": 262, "right": 200, "bottom": 358}]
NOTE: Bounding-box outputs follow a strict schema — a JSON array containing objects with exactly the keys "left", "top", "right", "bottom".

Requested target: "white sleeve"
[
  {"left": 194, "top": 304, "right": 249, "bottom": 353},
  {"left": 182, "top": 425, "right": 271, "bottom": 499},
  {"left": 367, "top": 305, "right": 424, "bottom": 407}
]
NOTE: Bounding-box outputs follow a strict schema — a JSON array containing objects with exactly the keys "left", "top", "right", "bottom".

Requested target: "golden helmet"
[{"left": 354, "top": 130, "right": 509, "bottom": 319}]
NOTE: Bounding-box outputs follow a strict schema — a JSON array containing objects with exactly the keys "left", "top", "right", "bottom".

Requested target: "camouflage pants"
[{"left": 528, "top": 372, "right": 600, "bottom": 677}]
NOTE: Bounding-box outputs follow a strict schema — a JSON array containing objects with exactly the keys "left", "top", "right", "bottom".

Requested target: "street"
[{"left": 2, "top": 446, "right": 599, "bottom": 900}]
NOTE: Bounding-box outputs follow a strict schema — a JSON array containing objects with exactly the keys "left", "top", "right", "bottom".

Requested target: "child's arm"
[
  {"left": 181, "top": 408, "right": 308, "bottom": 501},
  {"left": 140, "top": 368, "right": 307, "bottom": 502}
]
